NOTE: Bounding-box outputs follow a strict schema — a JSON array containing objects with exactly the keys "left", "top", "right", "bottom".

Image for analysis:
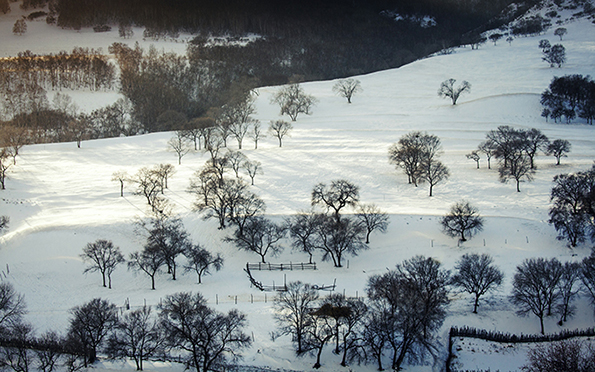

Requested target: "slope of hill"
[{"left": 1, "top": 2, "right": 595, "bottom": 372}]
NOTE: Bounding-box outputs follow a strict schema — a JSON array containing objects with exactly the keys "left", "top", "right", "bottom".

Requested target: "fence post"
[
  {"left": 235, "top": 296, "right": 237, "bottom": 305},
  {"left": 268, "top": 263, "right": 271, "bottom": 270},
  {"left": 251, "top": 294, "right": 253, "bottom": 304},
  {"left": 265, "top": 294, "right": 267, "bottom": 303},
  {"left": 280, "top": 264, "right": 283, "bottom": 271},
  {"left": 290, "top": 261, "right": 293, "bottom": 270},
  {"left": 216, "top": 294, "right": 218, "bottom": 305}
]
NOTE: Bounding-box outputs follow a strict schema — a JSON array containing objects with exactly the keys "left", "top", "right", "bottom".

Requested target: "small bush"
[
  {"left": 93, "top": 25, "right": 111, "bottom": 33},
  {"left": 26, "top": 11, "right": 46, "bottom": 20}
]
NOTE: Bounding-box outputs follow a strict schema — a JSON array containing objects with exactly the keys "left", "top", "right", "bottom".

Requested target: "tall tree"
[
  {"left": 388, "top": 131, "right": 442, "bottom": 187},
  {"left": 311, "top": 179, "right": 359, "bottom": 223},
  {"left": 547, "top": 139, "right": 571, "bottom": 165},
  {"left": 108, "top": 306, "right": 163, "bottom": 371},
  {"left": 67, "top": 298, "right": 117, "bottom": 365},
  {"left": 273, "top": 281, "right": 318, "bottom": 355},
  {"left": 226, "top": 216, "right": 286, "bottom": 263},
  {"left": 80, "top": 239, "right": 125, "bottom": 289},
  {"left": 355, "top": 203, "right": 389, "bottom": 244},
  {"left": 452, "top": 253, "right": 503, "bottom": 313},
  {"left": 367, "top": 256, "right": 450, "bottom": 370},
  {"left": 511, "top": 258, "right": 563, "bottom": 334},
  {"left": 128, "top": 246, "right": 165, "bottom": 290},
  {"left": 271, "top": 83, "right": 317, "bottom": 121},
  {"left": 158, "top": 292, "right": 251, "bottom": 372},
  {"left": 312, "top": 215, "right": 367, "bottom": 268},
  {"left": 440, "top": 200, "right": 484, "bottom": 242},
  {"left": 287, "top": 211, "right": 322, "bottom": 264},
  {"left": 437, "top": 78, "right": 471, "bottom": 105},
  {"left": 332, "top": 78, "right": 362, "bottom": 104},
  {"left": 268, "top": 120, "right": 293, "bottom": 147},
  {"left": 168, "top": 131, "right": 191, "bottom": 165},
  {"left": 183, "top": 244, "right": 224, "bottom": 284}
]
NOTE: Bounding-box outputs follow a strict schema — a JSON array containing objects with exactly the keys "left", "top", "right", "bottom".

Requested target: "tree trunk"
[
  {"left": 516, "top": 179, "right": 521, "bottom": 192},
  {"left": 473, "top": 293, "right": 480, "bottom": 313},
  {"left": 151, "top": 275, "right": 156, "bottom": 290},
  {"left": 313, "top": 345, "right": 324, "bottom": 369},
  {"left": 108, "top": 274, "right": 112, "bottom": 289},
  {"left": 539, "top": 315, "right": 544, "bottom": 335},
  {"left": 429, "top": 184, "right": 433, "bottom": 197},
  {"left": 366, "top": 230, "right": 371, "bottom": 244},
  {"left": 102, "top": 271, "right": 107, "bottom": 287}
]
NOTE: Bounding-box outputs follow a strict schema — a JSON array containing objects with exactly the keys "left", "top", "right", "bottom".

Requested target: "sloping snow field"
[{"left": 1, "top": 2, "right": 595, "bottom": 371}]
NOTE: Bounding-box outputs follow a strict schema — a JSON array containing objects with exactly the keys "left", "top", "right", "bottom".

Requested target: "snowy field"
[{"left": 2, "top": 2, "right": 595, "bottom": 371}]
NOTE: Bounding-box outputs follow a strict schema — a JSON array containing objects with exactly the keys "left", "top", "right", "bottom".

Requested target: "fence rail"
[{"left": 246, "top": 262, "right": 317, "bottom": 271}]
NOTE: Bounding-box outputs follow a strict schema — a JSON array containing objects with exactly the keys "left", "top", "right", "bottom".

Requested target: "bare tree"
[
  {"left": 366, "top": 256, "right": 450, "bottom": 370},
  {"left": 35, "top": 330, "right": 63, "bottom": 372},
  {"left": 356, "top": 203, "right": 389, "bottom": 244},
  {"left": 242, "top": 160, "right": 262, "bottom": 185},
  {"left": 466, "top": 150, "right": 480, "bottom": 169},
  {"left": 183, "top": 244, "right": 223, "bottom": 284},
  {"left": 140, "top": 216, "right": 191, "bottom": 281},
  {"left": 478, "top": 140, "right": 496, "bottom": 169},
  {"left": 582, "top": 248, "right": 595, "bottom": 313},
  {"left": 547, "top": 139, "right": 571, "bottom": 165},
  {"left": 67, "top": 298, "right": 117, "bottom": 365},
  {"left": 12, "top": 19, "right": 26, "bottom": 35},
  {"left": 111, "top": 170, "right": 128, "bottom": 197},
  {"left": 274, "top": 281, "right": 319, "bottom": 354},
  {"left": 287, "top": 211, "right": 322, "bottom": 264},
  {"left": 438, "top": 78, "right": 471, "bottom": 105},
  {"left": 268, "top": 120, "right": 293, "bottom": 147},
  {"left": 440, "top": 200, "right": 484, "bottom": 242},
  {"left": 522, "top": 339, "right": 595, "bottom": 372},
  {"left": 225, "top": 150, "right": 247, "bottom": 178},
  {"left": 499, "top": 152, "right": 534, "bottom": 192},
  {"left": 0, "top": 215, "right": 8, "bottom": 234},
  {"left": 304, "top": 309, "right": 334, "bottom": 369},
  {"left": 271, "top": 83, "right": 317, "bottom": 121},
  {"left": 312, "top": 215, "right": 367, "bottom": 268},
  {"left": 311, "top": 179, "right": 359, "bottom": 223},
  {"left": 554, "top": 27, "right": 567, "bottom": 40},
  {"left": 511, "top": 258, "right": 563, "bottom": 334},
  {"left": 388, "top": 131, "right": 442, "bottom": 187},
  {"left": 556, "top": 261, "right": 581, "bottom": 324},
  {"left": 0, "top": 282, "right": 26, "bottom": 336},
  {"left": 0, "top": 149, "right": 11, "bottom": 190},
  {"left": 332, "top": 78, "right": 362, "bottom": 104},
  {"left": 543, "top": 44, "right": 566, "bottom": 68},
  {"left": 158, "top": 292, "right": 251, "bottom": 372},
  {"left": 422, "top": 159, "right": 449, "bottom": 197},
  {"left": 1, "top": 321, "right": 34, "bottom": 372},
  {"left": 108, "top": 306, "right": 163, "bottom": 371},
  {"left": 226, "top": 216, "right": 286, "bottom": 263},
  {"left": 522, "top": 128, "right": 549, "bottom": 169},
  {"left": 129, "top": 167, "right": 164, "bottom": 212},
  {"left": 249, "top": 121, "right": 264, "bottom": 149},
  {"left": 128, "top": 246, "right": 165, "bottom": 290},
  {"left": 80, "top": 239, "right": 125, "bottom": 289},
  {"left": 452, "top": 253, "right": 503, "bottom": 313},
  {"left": 168, "top": 131, "right": 191, "bottom": 165},
  {"left": 0, "top": 125, "right": 29, "bottom": 165}
]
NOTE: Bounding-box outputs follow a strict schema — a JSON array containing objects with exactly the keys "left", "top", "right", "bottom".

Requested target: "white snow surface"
[{"left": 2, "top": 2, "right": 595, "bottom": 371}]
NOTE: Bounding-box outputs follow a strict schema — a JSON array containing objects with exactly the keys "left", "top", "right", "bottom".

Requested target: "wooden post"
[
  {"left": 216, "top": 294, "right": 218, "bottom": 305},
  {"left": 235, "top": 296, "right": 237, "bottom": 305}
]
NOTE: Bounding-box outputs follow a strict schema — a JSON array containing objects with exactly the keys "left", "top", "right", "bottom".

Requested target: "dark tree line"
[
  {"left": 52, "top": 0, "right": 523, "bottom": 84},
  {"left": 541, "top": 75, "right": 595, "bottom": 125}
]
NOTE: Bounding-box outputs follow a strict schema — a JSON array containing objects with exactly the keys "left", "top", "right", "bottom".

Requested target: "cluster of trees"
[
  {"left": 388, "top": 131, "right": 450, "bottom": 196},
  {"left": 548, "top": 164, "right": 595, "bottom": 247},
  {"left": 539, "top": 39, "right": 566, "bottom": 68},
  {"left": 274, "top": 255, "right": 450, "bottom": 370},
  {"left": 0, "top": 48, "right": 115, "bottom": 101},
  {"left": 541, "top": 74, "right": 595, "bottom": 124},
  {"left": 469, "top": 126, "right": 571, "bottom": 192},
  {"left": 0, "top": 284, "right": 249, "bottom": 372},
  {"left": 286, "top": 180, "right": 389, "bottom": 267},
  {"left": 82, "top": 217, "right": 223, "bottom": 291},
  {"left": 512, "top": 251, "right": 595, "bottom": 334}
]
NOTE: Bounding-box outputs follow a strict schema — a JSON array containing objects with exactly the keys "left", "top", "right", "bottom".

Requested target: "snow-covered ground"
[{"left": 2, "top": 1, "right": 595, "bottom": 371}]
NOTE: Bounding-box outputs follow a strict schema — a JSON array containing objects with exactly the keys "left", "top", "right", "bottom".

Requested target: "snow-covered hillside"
[{"left": 1, "top": 2, "right": 595, "bottom": 371}]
